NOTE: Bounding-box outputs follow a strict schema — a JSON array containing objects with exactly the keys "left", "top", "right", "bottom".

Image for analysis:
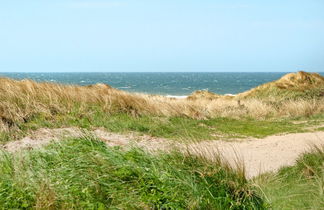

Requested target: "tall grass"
[
  {"left": 1, "top": 77, "right": 323, "bottom": 133},
  {"left": 256, "top": 146, "right": 324, "bottom": 209},
  {"left": 0, "top": 137, "right": 266, "bottom": 209}
]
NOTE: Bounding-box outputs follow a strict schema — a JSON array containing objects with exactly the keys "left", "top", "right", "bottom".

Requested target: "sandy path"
[
  {"left": 186, "top": 132, "right": 324, "bottom": 178},
  {"left": 1, "top": 128, "right": 324, "bottom": 178}
]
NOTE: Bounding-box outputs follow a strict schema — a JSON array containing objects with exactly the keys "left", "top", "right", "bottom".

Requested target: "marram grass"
[
  {"left": 0, "top": 137, "right": 266, "bottom": 209},
  {"left": 1, "top": 76, "right": 324, "bottom": 128},
  {"left": 1, "top": 76, "right": 324, "bottom": 143},
  {"left": 256, "top": 146, "right": 324, "bottom": 209}
]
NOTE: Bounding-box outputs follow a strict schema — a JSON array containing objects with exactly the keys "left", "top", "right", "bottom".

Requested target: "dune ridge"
[{"left": 237, "top": 71, "right": 324, "bottom": 99}]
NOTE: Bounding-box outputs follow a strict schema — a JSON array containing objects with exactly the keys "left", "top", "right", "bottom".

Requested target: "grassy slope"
[
  {"left": 256, "top": 146, "right": 324, "bottom": 209},
  {"left": 2, "top": 109, "right": 322, "bottom": 144},
  {"left": 1, "top": 108, "right": 323, "bottom": 144},
  {"left": 0, "top": 137, "right": 265, "bottom": 209},
  {"left": 1, "top": 136, "right": 323, "bottom": 209},
  {"left": 239, "top": 71, "right": 324, "bottom": 101},
  {"left": 242, "top": 85, "right": 324, "bottom": 101}
]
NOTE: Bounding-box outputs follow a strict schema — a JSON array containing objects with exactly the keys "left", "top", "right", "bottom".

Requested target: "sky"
[{"left": 0, "top": 0, "right": 323, "bottom": 72}]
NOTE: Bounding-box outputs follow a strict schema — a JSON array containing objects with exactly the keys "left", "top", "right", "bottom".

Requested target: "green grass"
[
  {"left": 1, "top": 104, "right": 322, "bottom": 144},
  {"left": 317, "top": 127, "right": 324, "bottom": 131},
  {"left": 247, "top": 86, "right": 324, "bottom": 101},
  {"left": 256, "top": 146, "right": 324, "bottom": 209},
  {"left": 0, "top": 137, "right": 266, "bottom": 209},
  {"left": 10, "top": 107, "right": 310, "bottom": 142},
  {"left": 201, "top": 117, "right": 305, "bottom": 138}
]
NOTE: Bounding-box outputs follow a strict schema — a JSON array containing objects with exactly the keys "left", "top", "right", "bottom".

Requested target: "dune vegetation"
[
  {"left": 238, "top": 71, "right": 324, "bottom": 100},
  {"left": 0, "top": 135, "right": 323, "bottom": 209},
  {"left": 0, "top": 71, "right": 324, "bottom": 209},
  {"left": 0, "top": 136, "right": 266, "bottom": 209},
  {"left": 256, "top": 146, "right": 324, "bottom": 209},
  {"left": 0, "top": 71, "right": 324, "bottom": 143}
]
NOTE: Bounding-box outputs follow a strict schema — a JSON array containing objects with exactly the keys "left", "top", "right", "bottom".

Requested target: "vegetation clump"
[
  {"left": 257, "top": 146, "right": 324, "bottom": 209},
  {"left": 188, "top": 90, "right": 225, "bottom": 100}
]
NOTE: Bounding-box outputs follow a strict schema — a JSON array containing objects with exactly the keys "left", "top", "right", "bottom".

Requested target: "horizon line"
[{"left": 1, "top": 71, "right": 323, "bottom": 73}]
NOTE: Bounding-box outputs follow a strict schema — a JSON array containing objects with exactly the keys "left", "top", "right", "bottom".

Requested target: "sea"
[{"left": 0, "top": 72, "right": 323, "bottom": 97}]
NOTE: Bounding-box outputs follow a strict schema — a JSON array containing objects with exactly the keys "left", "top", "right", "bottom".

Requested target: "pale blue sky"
[{"left": 0, "top": 0, "right": 323, "bottom": 72}]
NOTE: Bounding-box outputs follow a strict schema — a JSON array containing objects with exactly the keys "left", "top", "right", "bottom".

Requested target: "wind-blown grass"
[
  {"left": 256, "top": 146, "right": 324, "bottom": 209},
  {"left": 1, "top": 77, "right": 324, "bottom": 124},
  {"left": 0, "top": 137, "right": 266, "bottom": 209},
  {"left": 1, "top": 77, "right": 323, "bottom": 143},
  {"left": 0, "top": 72, "right": 323, "bottom": 209}
]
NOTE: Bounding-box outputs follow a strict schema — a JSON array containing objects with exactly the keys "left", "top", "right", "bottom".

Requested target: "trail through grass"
[{"left": 8, "top": 110, "right": 315, "bottom": 144}]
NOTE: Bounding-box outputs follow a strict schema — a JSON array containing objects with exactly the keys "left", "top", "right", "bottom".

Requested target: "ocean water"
[{"left": 0, "top": 72, "right": 323, "bottom": 96}]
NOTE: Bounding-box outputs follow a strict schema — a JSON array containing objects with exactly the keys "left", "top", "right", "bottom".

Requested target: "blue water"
[{"left": 0, "top": 72, "right": 323, "bottom": 96}]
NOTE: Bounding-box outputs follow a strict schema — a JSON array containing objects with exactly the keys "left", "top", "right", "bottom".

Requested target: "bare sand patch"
[
  {"left": 2, "top": 128, "right": 83, "bottom": 152},
  {"left": 186, "top": 132, "right": 324, "bottom": 178}
]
